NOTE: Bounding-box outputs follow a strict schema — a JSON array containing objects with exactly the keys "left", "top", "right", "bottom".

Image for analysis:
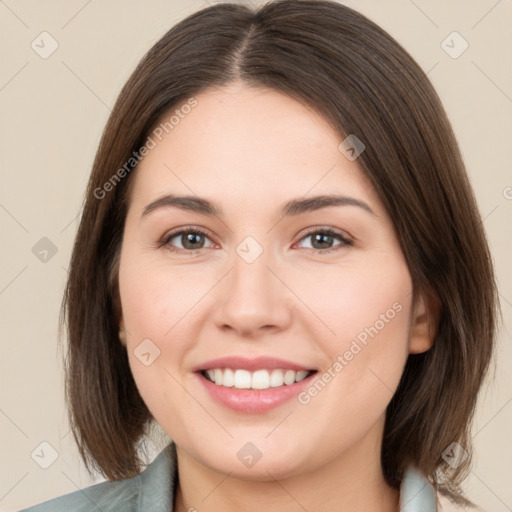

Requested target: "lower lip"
[{"left": 196, "top": 371, "right": 316, "bottom": 414}]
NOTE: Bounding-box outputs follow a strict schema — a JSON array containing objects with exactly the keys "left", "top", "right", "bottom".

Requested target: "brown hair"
[{"left": 61, "top": 0, "right": 498, "bottom": 505}]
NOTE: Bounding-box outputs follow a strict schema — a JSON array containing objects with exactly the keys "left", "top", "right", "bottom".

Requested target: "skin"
[{"left": 117, "top": 81, "right": 435, "bottom": 512}]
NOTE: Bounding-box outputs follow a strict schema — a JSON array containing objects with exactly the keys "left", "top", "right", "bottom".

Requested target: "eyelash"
[{"left": 157, "top": 225, "right": 353, "bottom": 255}]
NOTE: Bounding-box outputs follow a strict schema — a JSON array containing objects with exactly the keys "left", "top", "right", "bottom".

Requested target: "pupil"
[
  {"left": 184, "top": 232, "right": 203, "bottom": 249},
  {"left": 314, "top": 233, "right": 332, "bottom": 249}
]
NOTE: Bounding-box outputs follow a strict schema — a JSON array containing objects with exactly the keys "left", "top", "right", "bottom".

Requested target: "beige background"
[{"left": 1, "top": 0, "right": 511, "bottom": 510}]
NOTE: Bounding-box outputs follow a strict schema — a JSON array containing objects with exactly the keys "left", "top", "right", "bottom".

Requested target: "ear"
[
  {"left": 118, "top": 314, "right": 127, "bottom": 346},
  {"left": 409, "top": 292, "right": 441, "bottom": 354}
]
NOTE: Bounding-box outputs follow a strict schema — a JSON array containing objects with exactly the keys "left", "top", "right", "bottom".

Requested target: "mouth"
[
  {"left": 194, "top": 357, "right": 319, "bottom": 413},
  {"left": 199, "top": 368, "right": 318, "bottom": 390},
  {"left": 193, "top": 356, "right": 319, "bottom": 412}
]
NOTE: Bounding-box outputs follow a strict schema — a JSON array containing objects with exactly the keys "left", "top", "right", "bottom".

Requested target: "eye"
[
  {"left": 294, "top": 228, "right": 353, "bottom": 253},
  {"left": 159, "top": 226, "right": 216, "bottom": 254},
  {"left": 158, "top": 226, "right": 353, "bottom": 255}
]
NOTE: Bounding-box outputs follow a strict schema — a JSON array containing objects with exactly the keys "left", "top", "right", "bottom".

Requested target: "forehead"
[{"left": 127, "top": 84, "right": 381, "bottom": 217}]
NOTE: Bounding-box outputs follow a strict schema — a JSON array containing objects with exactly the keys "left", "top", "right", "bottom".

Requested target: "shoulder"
[
  {"left": 17, "top": 442, "right": 178, "bottom": 512},
  {"left": 400, "top": 466, "right": 486, "bottom": 512},
  {"left": 17, "top": 476, "right": 140, "bottom": 512}
]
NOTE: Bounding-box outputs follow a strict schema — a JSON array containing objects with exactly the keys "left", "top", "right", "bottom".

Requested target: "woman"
[{"left": 19, "top": 0, "right": 498, "bottom": 510}]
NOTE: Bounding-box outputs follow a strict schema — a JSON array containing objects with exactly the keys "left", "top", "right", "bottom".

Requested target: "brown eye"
[
  {"left": 296, "top": 228, "right": 353, "bottom": 252},
  {"left": 161, "top": 227, "right": 215, "bottom": 253}
]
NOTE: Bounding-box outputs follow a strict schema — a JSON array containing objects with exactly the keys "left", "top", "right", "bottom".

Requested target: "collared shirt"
[{"left": 19, "top": 442, "right": 451, "bottom": 511}]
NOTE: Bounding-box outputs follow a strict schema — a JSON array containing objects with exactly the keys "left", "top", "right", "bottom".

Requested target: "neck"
[{"left": 173, "top": 418, "right": 399, "bottom": 512}]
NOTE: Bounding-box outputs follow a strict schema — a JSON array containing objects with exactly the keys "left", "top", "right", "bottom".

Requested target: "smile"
[{"left": 201, "top": 368, "right": 315, "bottom": 390}]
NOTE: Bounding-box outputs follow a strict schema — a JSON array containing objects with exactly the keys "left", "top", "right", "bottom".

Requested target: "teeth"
[
  {"left": 270, "top": 369, "right": 284, "bottom": 388},
  {"left": 203, "top": 368, "right": 311, "bottom": 389},
  {"left": 284, "top": 370, "right": 296, "bottom": 385},
  {"left": 234, "top": 369, "right": 252, "bottom": 389},
  {"left": 222, "top": 368, "right": 234, "bottom": 387},
  {"left": 251, "top": 369, "right": 269, "bottom": 389}
]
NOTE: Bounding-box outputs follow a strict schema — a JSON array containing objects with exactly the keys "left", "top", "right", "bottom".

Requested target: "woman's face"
[{"left": 118, "top": 82, "right": 432, "bottom": 479}]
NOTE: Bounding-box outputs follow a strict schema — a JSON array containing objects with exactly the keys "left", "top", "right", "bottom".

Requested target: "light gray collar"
[
  {"left": 399, "top": 465, "right": 438, "bottom": 511},
  {"left": 143, "top": 443, "right": 438, "bottom": 511}
]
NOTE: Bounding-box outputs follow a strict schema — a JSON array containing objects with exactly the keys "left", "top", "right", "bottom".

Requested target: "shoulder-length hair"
[{"left": 61, "top": 0, "right": 498, "bottom": 505}]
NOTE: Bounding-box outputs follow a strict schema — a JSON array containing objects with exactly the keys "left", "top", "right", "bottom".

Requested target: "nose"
[{"left": 213, "top": 243, "right": 293, "bottom": 337}]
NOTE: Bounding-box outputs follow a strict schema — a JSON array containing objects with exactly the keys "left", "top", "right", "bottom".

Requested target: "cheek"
[
  {"left": 298, "top": 253, "right": 412, "bottom": 417},
  {"left": 289, "top": 257, "right": 412, "bottom": 459},
  {"left": 118, "top": 246, "right": 207, "bottom": 430},
  {"left": 291, "top": 256, "right": 414, "bottom": 472},
  {"left": 118, "top": 244, "right": 197, "bottom": 342},
  {"left": 293, "top": 253, "right": 412, "bottom": 352}
]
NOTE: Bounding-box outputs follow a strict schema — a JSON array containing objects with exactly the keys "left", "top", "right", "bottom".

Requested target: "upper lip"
[{"left": 193, "top": 356, "right": 315, "bottom": 372}]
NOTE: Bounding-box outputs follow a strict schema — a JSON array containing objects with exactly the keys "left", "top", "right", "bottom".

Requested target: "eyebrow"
[{"left": 141, "top": 193, "right": 375, "bottom": 219}]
